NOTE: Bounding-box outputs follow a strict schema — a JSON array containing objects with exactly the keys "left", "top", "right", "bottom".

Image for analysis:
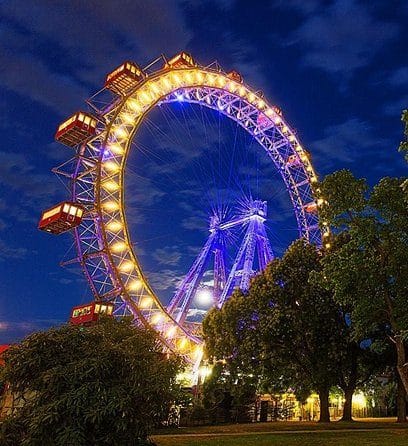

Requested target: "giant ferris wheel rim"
[{"left": 65, "top": 54, "right": 328, "bottom": 362}]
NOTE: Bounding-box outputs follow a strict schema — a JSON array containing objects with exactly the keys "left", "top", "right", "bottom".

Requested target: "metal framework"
[
  {"left": 52, "top": 53, "right": 329, "bottom": 364},
  {"left": 167, "top": 199, "right": 274, "bottom": 324}
]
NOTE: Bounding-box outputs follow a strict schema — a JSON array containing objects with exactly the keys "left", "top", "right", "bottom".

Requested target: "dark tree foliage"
[
  {"left": 399, "top": 110, "right": 408, "bottom": 163},
  {"left": 201, "top": 362, "right": 257, "bottom": 424},
  {"left": 204, "top": 241, "right": 342, "bottom": 422},
  {"left": 203, "top": 239, "right": 385, "bottom": 422},
  {"left": 399, "top": 110, "right": 408, "bottom": 196},
  {"left": 0, "top": 317, "right": 181, "bottom": 446},
  {"left": 315, "top": 169, "right": 408, "bottom": 396}
]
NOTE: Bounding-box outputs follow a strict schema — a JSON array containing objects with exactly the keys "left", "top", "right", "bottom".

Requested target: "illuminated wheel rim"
[{"left": 67, "top": 56, "right": 328, "bottom": 361}]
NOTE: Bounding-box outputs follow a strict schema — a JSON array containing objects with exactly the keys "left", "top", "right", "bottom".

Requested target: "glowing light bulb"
[
  {"left": 178, "top": 337, "right": 188, "bottom": 351},
  {"left": 194, "top": 345, "right": 203, "bottom": 359},
  {"left": 162, "top": 77, "right": 172, "bottom": 90},
  {"left": 206, "top": 74, "right": 216, "bottom": 86},
  {"left": 195, "top": 71, "right": 204, "bottom": 83},
  {"left": 128, "top": 279, "right": 143, "bottom": 291},
  {"left": 227, "top": 82, "right": 237, "bottom": 93},
  {"left": 139, "top": 91, "right": 151, "bottom": 104},
  {"left": 119, "top": 261, "right": 133, "bottom": 272},
  {"left": 151, "top": 313, "right": 163, "bottom": 325},
  {"left": 103, "top": 161, "right": 120, "bottom": 173},
  {"left": 139, "top": 296, "right": 153, "bottom": 308},
  {"left": 106, "top": 220, "right": 122, "bottom": 232},
  {"left": 265, "top": 108, "right": 273, "bottom": 117},
  {"left": 120, "top": 113, "right": 134, "bottom": 124},
  {"left": 108, "top": 143, "right": 124, "bottom": 155},
  {"left": 111, "top": 241, "right": 127, "bottom": 253},
  {"left": 248, "top": 92, "right": 256, "bottom": 103},
  {"left": 127, "top": 99, "right": 142, "bottom": 113},
  {"left": 216, "top": 76, "right": 226, "bottom": 87},
  {"left": 171, "top": 73, "right": 182, "bottom": 85},
  {"left": 102, "top": 201, "right": 119, "bottom": 212},
  {"left": 102, "top": 180, "right": 119, "bottom": 192},
  {"left": 183, "top": 71, "right": 194, "bottom": 84},
  {"left": 148, "top": 82, "right": 161, "bottom": 94},
  {"left": 113, "top": 126, "right": 127, "bottom": 139},
  {"left": 166, "top": 326, "right": 177, "bottom": 338}
]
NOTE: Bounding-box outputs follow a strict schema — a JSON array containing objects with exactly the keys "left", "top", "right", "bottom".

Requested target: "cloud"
[
  {"left": 312, "top": 118, "right": 389, "bottom": 169},
  {"left": 383, "top": 95, "right": 408, "bottom": 117},
  {"left": 0, "top": 239, "right": 28, "bottom": 260},
  {"left": 388, "top": 66, "right": 408, "bottom": 87},
  {"left": 0, "top": 319, "right": 63, "bottom": 343},
  {"left": 0, "top": 0, "right": 191, "bottom": 113},
  {"left": 152, "top": 246, "right": 182, "bottom": 266},
  {"left": 271, "top": 0, "right": 320, "bottom": 15},
  {"left": 0, "top": 151, "right": 60, "bottom": 204},
  {"left": 146, "top": 269, "right": 184, "bottom": 292},
  {"left": 287, "top": 0, "right": 399, "bottom": 80}
]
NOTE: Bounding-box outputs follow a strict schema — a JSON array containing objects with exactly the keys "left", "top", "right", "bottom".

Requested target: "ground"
[{"left": 152, "top": 419, "right": 408, "bottom": 446}]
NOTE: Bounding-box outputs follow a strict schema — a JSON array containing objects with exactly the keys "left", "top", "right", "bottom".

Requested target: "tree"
[
  {"left": 204, "top": 240, "right": 347, "bottom": 422},
  {"left": 0, "top": 317, "right": 181, "bottom": 446},
  {"left": 399, "top": 109, "right": 408, "bottom": 163},
  {"left": 315, "top": 170, "right": 408, "bottom": 397}
]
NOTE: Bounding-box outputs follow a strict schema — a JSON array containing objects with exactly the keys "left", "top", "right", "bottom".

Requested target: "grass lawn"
[
  {"left": 153, "top": 430, "right": 408, "bottom": 446},
  {"left": 152, "top": 419, "right": 408, "bottom": 446}
]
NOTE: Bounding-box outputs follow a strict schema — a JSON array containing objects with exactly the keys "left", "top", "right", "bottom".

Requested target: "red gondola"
[
  {"left": 70, "top": 302, "right": 114, "bottom": 326},
  {"left": 286, "top": 154, "right": 301, "bottom": 166},
  {"left": 55, "top": 112, "right": 97, "bottom": 147},
  {"left": 0, "top": 345, "right": 9, "bottom": 367},
  {"left": 105, "top": 61, "right": 145, "bottom": 95},
  {"left": 38, "top": 202, "right": 84, "bottom": 235},
  {"left": 166, "top": 52, "right": 196, "bottom": 69},
  {"left": 227, "top": 70, "right": 243, "bottom": 83},
  {"left": 305, "top": 202, "right": 318, "bottom": 213}
]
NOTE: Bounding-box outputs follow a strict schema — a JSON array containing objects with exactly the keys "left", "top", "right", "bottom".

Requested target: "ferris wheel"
[{"left": 38, "top": 52, "right": 330, "bottom": 364}]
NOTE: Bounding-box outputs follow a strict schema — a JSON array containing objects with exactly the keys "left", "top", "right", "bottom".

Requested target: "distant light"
[{"left": 196, "top": 288, "right": 213, "bottom": 306}]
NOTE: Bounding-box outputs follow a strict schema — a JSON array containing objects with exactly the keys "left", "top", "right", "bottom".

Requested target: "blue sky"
[{"left": 0, "top": 0, "right": 407, "bottom": 343}]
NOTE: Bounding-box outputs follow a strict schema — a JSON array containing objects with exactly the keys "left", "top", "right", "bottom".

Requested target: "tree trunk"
[
  {"left": 395, "top": 336, "right": 408, "bottom": 396},
  {"left": 340, "top": 345, "right": 357, "bottom": 422},
  {"left": 318, "top": 388, "right": 330, "bottom": 423},
  {"left": 340, "top": 386, "right": 354, "bottom": 422},
  {"left": 397, "top": 372, "right": 407, "bottom": 423}
]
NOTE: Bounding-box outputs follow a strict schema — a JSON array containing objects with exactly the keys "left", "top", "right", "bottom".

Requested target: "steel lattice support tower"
[
  {"left": 168, "top": 199, "right": 274, "bottom": 322},
  {"left": 167, "top": 215, "right": 227, "bottom": 324},
  {"left": 218, "top": 200, "right": 273, "bottom": 306}
]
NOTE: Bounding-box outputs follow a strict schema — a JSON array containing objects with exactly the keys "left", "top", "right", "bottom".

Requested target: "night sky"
[{"left": 1, "top": 0, "right": 407, "bottom": 343}]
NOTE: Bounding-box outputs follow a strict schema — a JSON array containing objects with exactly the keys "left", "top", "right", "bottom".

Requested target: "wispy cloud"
[
  {"left": 283, "top": 0, "right": 399, "bottom": 81},
  {"left": 0, "top": 319, "right": 64, "bottom": 343},
  {"left": 311, "top": 118, "right": 392, "bottom": 174},
  {"left": 152, "top": 245, "right": 183, "bottom": 266},
  {"left": 0, "top": 0, "right": 191, "bottom": 114},
  {"left": 0, "top": 239, "right": 28, "bottom": 261}
]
